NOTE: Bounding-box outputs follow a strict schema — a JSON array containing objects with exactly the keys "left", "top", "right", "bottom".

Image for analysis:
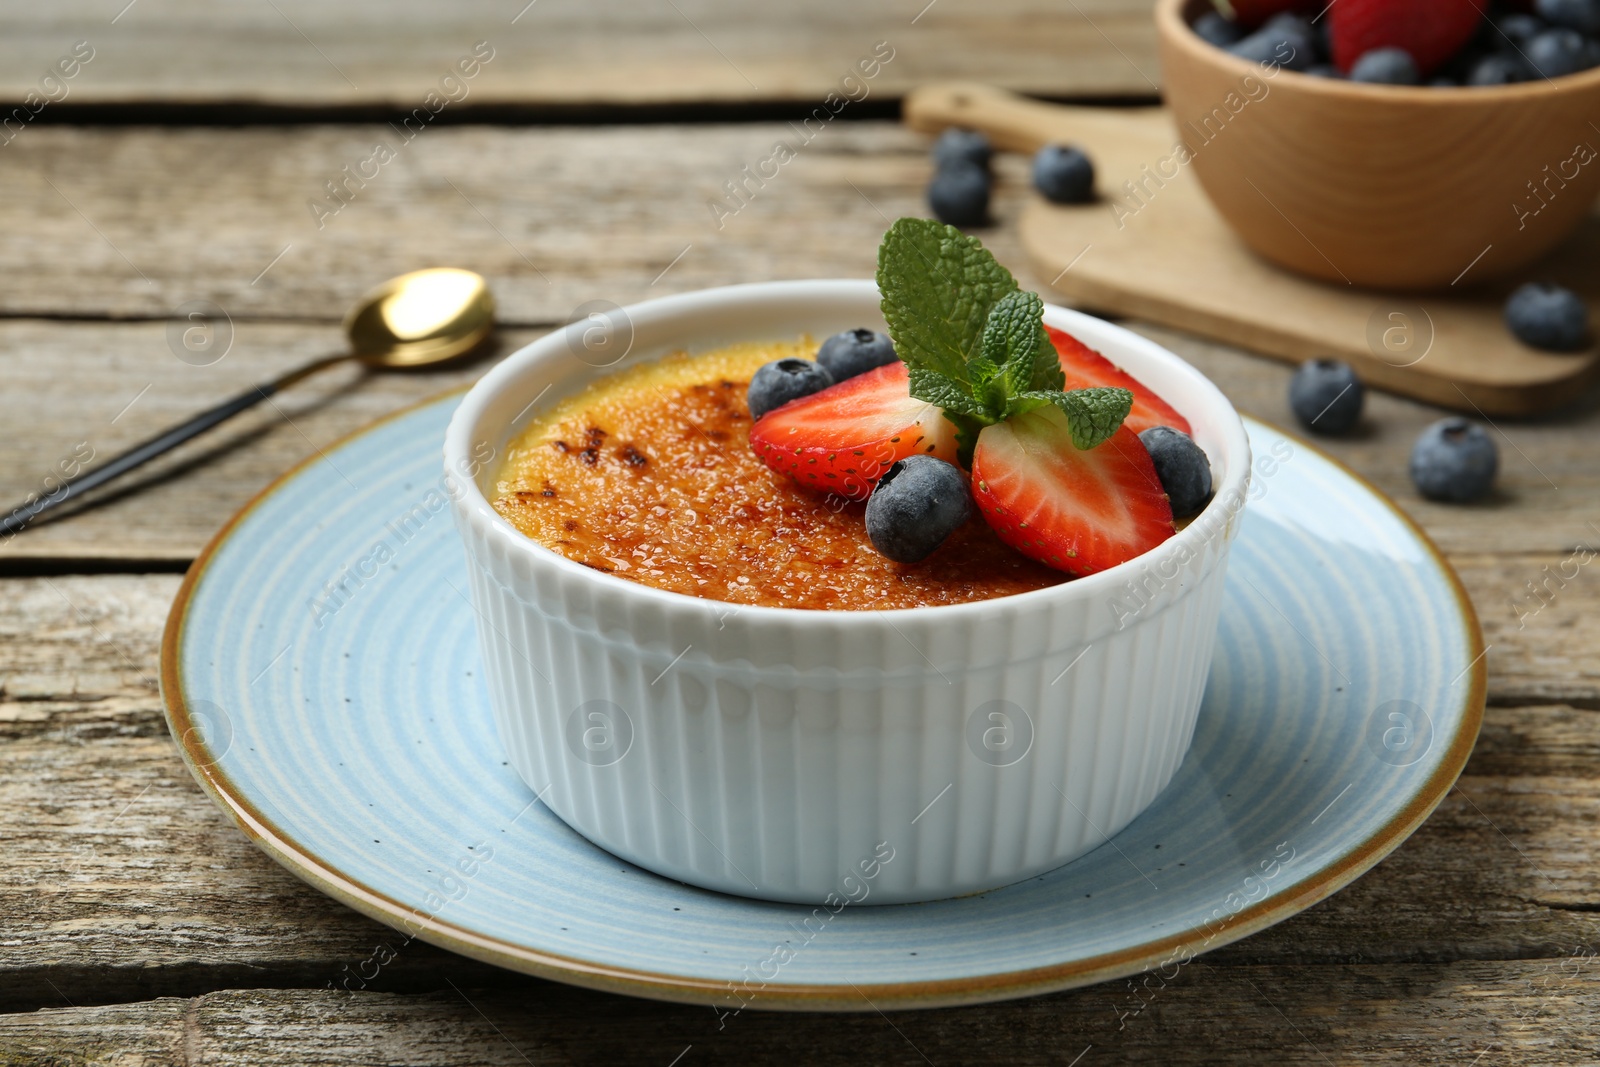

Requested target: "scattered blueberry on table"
[
  {"left": 1139, "top": 427, "right": 1213, "bottom": 519},
  {"left": 1410, "top": 418, "right": 1499, "bottom": 503},
  {"left": 865, "top": 455, "right": 973, "bottom": 563},
  {"left": 927, "top": 159, "right": 991, "bottom": 227},
  {"left": 747, "top": 358, "right": 834, "bottom": 420},
  {"left": 1288, "top": 359, "right": 1365, "bottom": 435},
  {"left": 1032, "top": 144, "right": 1096, "bottom": 204},
  {"left": 816, "top": 329, "right": 898, "bottom": 381},
  {"left": 927, "top": 128, "right": 1103, "bottom": 223},
  {"left": 932, "top": 128, "right": 993, "bottom": 172},
  {"left": 1505, "top": 282, "right": 1590, "bottom": 351}
]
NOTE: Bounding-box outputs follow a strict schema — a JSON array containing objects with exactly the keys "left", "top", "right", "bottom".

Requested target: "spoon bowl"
[{"left": 345, "top": 267, "right": 497, "bottom": 369}]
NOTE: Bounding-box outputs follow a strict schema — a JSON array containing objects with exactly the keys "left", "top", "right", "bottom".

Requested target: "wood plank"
[
  {"left": 1, "top": 576, "right": 1596, "bottom": 1013},
  {"left": 0, "top": 320, "right": 531, "bottom": 564},
  {"left": 0, "top": 124, "right": 1592, "bottom": 560},
  {"left": 0, "top": 124, "right": 953, "bottom": 322},
  {"left": 0, "top": 1, "right": 1158, "bottom": 108},
  {"left": 6, "top": 959, "right": 1600, "bottom": 1065},
  {"left": 3, "top": 314, "right": 1597, "bottom": 564}
]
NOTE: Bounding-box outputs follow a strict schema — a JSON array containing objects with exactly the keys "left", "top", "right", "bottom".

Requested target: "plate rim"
[{"left": 159, "top": 389, "right": 1487, "bottom": 1012}]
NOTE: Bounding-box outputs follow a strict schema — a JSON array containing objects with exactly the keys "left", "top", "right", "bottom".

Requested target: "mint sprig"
[{"left": 876, "top": 217, "right": 1133, "bottom": 464}]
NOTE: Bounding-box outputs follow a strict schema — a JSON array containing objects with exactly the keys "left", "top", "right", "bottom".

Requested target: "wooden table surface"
[{"left": 2, "top": 3, "right": 1598, "bottom": 1064}]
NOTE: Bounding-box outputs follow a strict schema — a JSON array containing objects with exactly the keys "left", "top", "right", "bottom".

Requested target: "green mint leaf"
[
  {"left": 967, "top": 356, "right": 1002, "bottom": 387},
  {"left": 873, "top": 217, "right": 1116, "bottom": 467},
  {"left": 877, "top": 217, "right": 1020, "bottom": 381},
  {"left": 907, "top": 367, "right": 991, "bottom": 421},
  {"left": 1027, "top": 324, "right": 1066, "bottom": 394},
  {"left": 1013, "top": 387, "right": 1134, "bottom": 450},
  {"left": 978, "top": 290, "right": 1054, "bottom": 400}
]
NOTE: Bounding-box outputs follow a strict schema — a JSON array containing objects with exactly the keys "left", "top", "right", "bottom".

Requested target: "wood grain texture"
[
  {"left": 0, "top": 575, "right": 1595, "bottom": 1016},
  {"left": 0, "top": 124, "right": 1595, "bottom": 562},
  {"left": 5, "top": 959, "right": 1600, "bottom": 1065},
  {"left": 2, "top": 313, "right": 1597, "bottom": 564},
  {"left": 0, "top": 123, "right": 944, "bottom": 322},
  {"left": 0, "top": 0, "right": 1158, "bottom": 108},
  {"left": 4, "top": 319, "right": 1597, "bottom": 563},
  {"left": 0, "top": 94, "right": 1593, "bottom": 1063},
  {"left": 904, "top": 84, "right": 1600, "bottom": 415}
]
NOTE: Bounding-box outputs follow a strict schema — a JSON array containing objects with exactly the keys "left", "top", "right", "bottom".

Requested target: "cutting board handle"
[{"left": 904, "top": 83, "right": 1084, "bottom": 154}]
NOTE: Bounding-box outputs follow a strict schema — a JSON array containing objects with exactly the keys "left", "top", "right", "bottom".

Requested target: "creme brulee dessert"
[
  {"left": 494, "top": 219, "right": 1212, "bottom": 612},
  {"left": 491, "top": 341, "right": 1068, "bottom": 611}
]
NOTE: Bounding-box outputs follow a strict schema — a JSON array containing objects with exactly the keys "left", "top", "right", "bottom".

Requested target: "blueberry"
[
  {"left": 1505, "top": 282, "right": 1590, "bottom": 351},
  {"left": 1526, "top": 28, "right": 1592, "bottom": 76},
  {"left": 1535, "top": 0, "right": 1600, "bottom": 34},
  {"left": 1192, "top": 11, "right": 1243, "bottom": 47},
  {"left": 1306, "top": 64, "right": 1345, "bottom": 78},
  {"left": 1228, "top": 16, "right": 1315, "bottom": 71},
  {"left": 932, "top": 128, "right": 992, "bottom": 172},
  {"left": 1493, "top": 12, "right": 1549, "bottom": 45},
  {"left": 747, "top": 358, "right": 834, "bottom": 420},
  {"left": 1467, "top": 53, "right": 1530, "bottom": 84},
  {"left": 1349, "top": 47, "right": 1421, "bottom": 84},
  {"left": 816, "top": 329, "right": 897, "bottom": 381},
  {"left": 928, "top": 160, "right": 991, "bottom": 227},
  {"left": 1032, "top": 144, "right": 1096, "bottom": 204},
  {"left": 1263, "top": 12, "right": 1313, "bottom": 32},
  {"left": 1410, "top": 419, "right": 1498, "bottom": 503},
  {"left": 1139, "top": 427, "right": 1213, "bottom": 519},
  {"left": 865, "top": 456, "right": 973, "bottom": 564},
  {"left": 1288, "top": 359, "right": 1365, "bottom": 435}
]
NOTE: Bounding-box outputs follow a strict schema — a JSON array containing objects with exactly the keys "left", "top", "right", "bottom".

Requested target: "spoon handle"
[{"left": 0, "top": 381, "right": 287, "bottom": 539}]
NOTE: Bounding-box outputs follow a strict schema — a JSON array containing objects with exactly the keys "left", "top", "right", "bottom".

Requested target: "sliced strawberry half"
[
  {"left": 970, "top": 407, "right": 1175, "bottom": 578},
  {"left": 749, "top": 361, "right": 959, "bottom": 500},
  {"left": 1048, "top": 325, "right": 1192, "bottom": 438},
  {"left": 1327, "top": 0, "right": 1482, "bottom": 76}
]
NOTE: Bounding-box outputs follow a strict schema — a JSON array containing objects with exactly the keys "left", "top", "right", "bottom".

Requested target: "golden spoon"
[{"left": 1, "top": 267, "right": 495, "bottom": 537}]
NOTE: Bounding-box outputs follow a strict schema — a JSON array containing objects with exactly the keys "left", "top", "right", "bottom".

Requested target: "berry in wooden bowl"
[{"left": 1157, "top": 0, "right": 1600, "bottom": 289}]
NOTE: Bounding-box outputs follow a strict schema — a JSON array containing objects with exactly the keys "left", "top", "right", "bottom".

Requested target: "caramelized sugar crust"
[{"left": 492, "top": 341, "right": 1067, "bottom": 611}]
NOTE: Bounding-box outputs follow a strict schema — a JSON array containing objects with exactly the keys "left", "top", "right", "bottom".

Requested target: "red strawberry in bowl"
[
  {"left": 1048, "top": 325, "right": 1193, "bottom": 438},
  {"left": 970, "top": 407, "right": 1176, "bottom": 578},
  {"left": 749, "top": 361, "right": 959, "bottom": 501},
  {"left": 1328, "top": 0, "right": 1483, "bottom": 76}
]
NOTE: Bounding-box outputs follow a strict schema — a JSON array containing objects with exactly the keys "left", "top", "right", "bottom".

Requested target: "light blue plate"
[{"left": 161, "top": 393, "right": 1484, "bottom": 1011}]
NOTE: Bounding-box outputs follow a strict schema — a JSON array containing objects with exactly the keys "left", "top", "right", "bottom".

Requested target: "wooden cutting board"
[{"left": 905, "top": 84, "right": 1600, "bottom": 417}]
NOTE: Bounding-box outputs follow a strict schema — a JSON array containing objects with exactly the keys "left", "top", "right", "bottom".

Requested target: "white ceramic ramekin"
[{"left": 445, "top": 280, "right": 1251, "bottom": 905}]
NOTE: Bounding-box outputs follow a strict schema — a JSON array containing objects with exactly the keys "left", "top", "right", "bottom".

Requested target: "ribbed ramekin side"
[{"left": 455, "top": 487, "right": 1242, "bottom": 904}]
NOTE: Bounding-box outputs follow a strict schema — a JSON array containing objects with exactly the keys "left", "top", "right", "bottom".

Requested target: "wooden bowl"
[{"left": 1157, "top": 0, "right": 1600, "bottom": 290}]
